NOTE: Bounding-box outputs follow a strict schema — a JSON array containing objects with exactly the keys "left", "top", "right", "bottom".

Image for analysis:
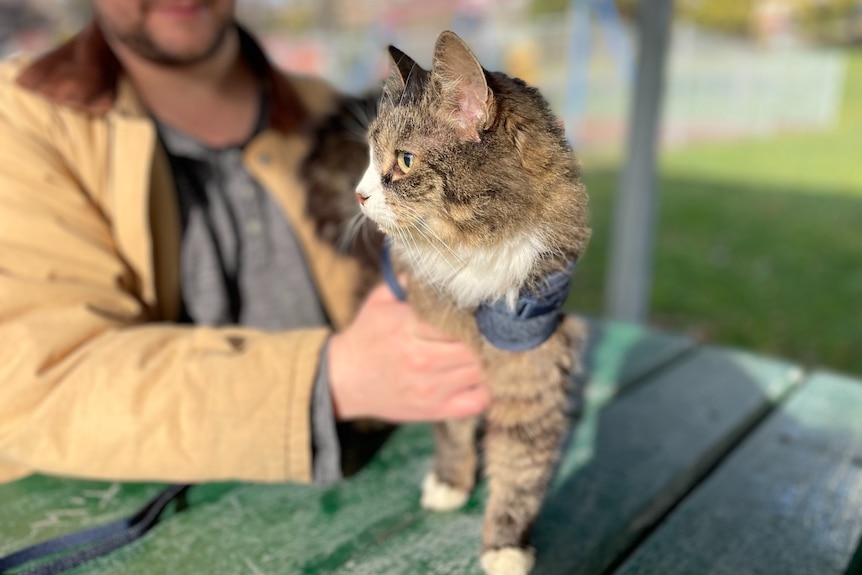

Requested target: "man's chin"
[
  {"left": 138, "top": 46, "right": 219, "bottom": 67},
  {"left": 120, "top": 23, "right": 233, "bottom": 67}
]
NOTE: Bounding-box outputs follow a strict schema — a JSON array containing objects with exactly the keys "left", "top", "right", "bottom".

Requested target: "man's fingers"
[
  {"left": 411, "top": 317, "right": 462, "bottom": 342},
  {"left": 367, "top": 281, "right": 399, "bottom": 303},
  {"left": 367, "top": 279, "right": 462, "bottom": 344},
  {"left": 409, "top": 343, "right": 485, "bottom": 375},
  {"left": 440, "top": 385, "right": 491, "bottom": 419},
  {"left": 437, "top": 363, "right": 486, "bottom": 392}
]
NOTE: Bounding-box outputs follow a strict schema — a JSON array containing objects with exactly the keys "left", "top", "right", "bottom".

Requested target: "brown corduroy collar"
[{"left": 15, "top": 21, "right": 307, "bottom": 133}]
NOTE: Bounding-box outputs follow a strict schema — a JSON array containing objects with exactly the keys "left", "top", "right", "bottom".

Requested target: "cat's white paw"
[
  {"left": 480, "top": 547, "right": 535, "bottom": 575},
  {"left": 420, "top": 472, "right": 469, "bottom": 511}
]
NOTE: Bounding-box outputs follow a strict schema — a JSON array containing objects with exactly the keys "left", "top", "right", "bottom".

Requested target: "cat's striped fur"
[{"left": 356, "top": 31, "right": 591, "bottom": 575}]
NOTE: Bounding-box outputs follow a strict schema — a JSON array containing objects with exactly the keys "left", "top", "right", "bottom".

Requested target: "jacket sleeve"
[{"left": 0, "top": 84, "right": 328, "bottom": 485}]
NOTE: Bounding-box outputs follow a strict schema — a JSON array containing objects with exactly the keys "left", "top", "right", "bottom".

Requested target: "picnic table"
[{"left": 2, "top": 317, "right": 861, "bottom": 575}]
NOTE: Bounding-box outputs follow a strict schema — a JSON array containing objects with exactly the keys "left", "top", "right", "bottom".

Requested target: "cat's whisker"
[
  {"left": 396, "top": 228, "right": 424, "bottom": 276},
  {"left": 403, "top": 226, "right": 438, "bottom": 282},
  {"left": 357, "top": 216, "right": 376, "bottom": 253},
  {"left": 363, "top": 95, "right": 378, "bottom": 125},
  {"left": 415, "top": 219, "right": 465, "bottom": 264},
  {"left": 340, "top": 114, "right": 368, "bottom": 140},
  {"left": 410, "top": 224, "right": 463, "bottom": 276},
  {"left": 341, "top": 128, "right": 368, "bottom": 142},
  {"left": 345, "top": 99, "right": 368, "bottom": 125},
  {"left": 338, "top": 211, "right": 366, "bottom": 253},
  {"left": 346, "top": 97, "right": 375, "bottom": 130},
  {"left": 395, "top": 59, "right": 417, "bottom": 134},
  {"left": 403, "top": 228, "right": 424, "bottom": 267},
  {"left": 399, "top": 205, "right": 465, "bottom": 265},
  {"left": 338, "top": 133, "right": 371, "bottom": 145},
  {"left": 392, "top": 212, "right": 468, "bottom": 281}
]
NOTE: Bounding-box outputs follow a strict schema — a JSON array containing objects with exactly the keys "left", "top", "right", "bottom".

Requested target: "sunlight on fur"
[
  {"left": 421, "top": 472, "right": 470, "bottom": 511},
  {"left": 408, "top": 230, "right": 548, "bottom": 309},
  {"left": 481, "top": 547, "right": 536, "bottom": 575}
]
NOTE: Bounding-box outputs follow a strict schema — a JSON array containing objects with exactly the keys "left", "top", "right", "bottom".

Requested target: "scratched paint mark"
[
  {"left": 82, "top": 482, "right": 120, "bottom": 509},
  {"left": 228, "top": 493, "right": 244, "bottom": 514},
  {"left": 243, "top": 557, "right": 267, "bottom": 575},
  {"left": 29, "top": 509, "right": 89, "bottom": 537}
]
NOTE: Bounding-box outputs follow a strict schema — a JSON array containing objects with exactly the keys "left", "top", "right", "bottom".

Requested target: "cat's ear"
[
  {"left": 387, "top": 46, "right": 414, "bottom": 85},
  {"left": 386, "top": 45, "right": 418, "bottom": 91},
  {"left": 431, "top": 31, "right": 493, "bottom": 142}
]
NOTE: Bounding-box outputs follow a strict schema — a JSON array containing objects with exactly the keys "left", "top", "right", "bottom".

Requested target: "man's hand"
[{"left": 328, "top": 283, "right": 490, "bottom": 422}]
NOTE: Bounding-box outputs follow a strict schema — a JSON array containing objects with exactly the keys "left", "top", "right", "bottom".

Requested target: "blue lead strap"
[
  {"left": 380, "top": 244, "right": 577, "bottom": 351},
  {"left": 381, "top": 240, "right": 407, "bottom": 302},
  {"left": 0, "top": 483, "right": 190, "bottom": 575}
]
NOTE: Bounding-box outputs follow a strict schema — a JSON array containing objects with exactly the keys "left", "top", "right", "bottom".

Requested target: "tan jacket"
[{"left": 0, "top": 24, "right": 368, "bottom": 483}]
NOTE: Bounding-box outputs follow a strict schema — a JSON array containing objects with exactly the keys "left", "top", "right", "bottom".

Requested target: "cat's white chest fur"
[{"left": 401, "top": 231, "right": 546, "bottom": 309}]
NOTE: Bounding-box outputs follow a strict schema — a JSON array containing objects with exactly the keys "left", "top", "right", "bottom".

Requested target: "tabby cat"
[{"left": 355, "top": 31, "right": 591, "bottom": 575}]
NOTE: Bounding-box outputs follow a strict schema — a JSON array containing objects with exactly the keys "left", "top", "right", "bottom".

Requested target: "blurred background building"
[{"left": 3, "top": 0, "right": 861, "bottom": 374}]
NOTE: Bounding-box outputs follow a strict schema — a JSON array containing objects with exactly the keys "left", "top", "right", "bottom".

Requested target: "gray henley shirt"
[{"left": 155, "top": 103, "right": 342, "bottom": 484}]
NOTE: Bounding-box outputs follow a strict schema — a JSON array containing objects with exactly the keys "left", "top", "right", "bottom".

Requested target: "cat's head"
[{"left": 356, "top": 31, "right": 589, "bottom": 305}]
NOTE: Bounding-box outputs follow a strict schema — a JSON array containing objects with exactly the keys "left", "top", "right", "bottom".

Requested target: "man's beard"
[{"left": 104, "top": 19, "right": 233, "bottom": 67}]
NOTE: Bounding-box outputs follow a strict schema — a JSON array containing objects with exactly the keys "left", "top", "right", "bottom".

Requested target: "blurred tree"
[
  {"left": 798, "top": 0, "right": 862, "bottom": 43},
  {"left": 595, "top": 0, "right": 861, "bottom": 43},
  {"left": 529, "top": 0, "right": 570, "bottom": 18},
  {"left": 677, "top": 0, "right": 754, "bottom": 35},
  {"left": 533, "top": 0, "right": 753, "bottom": 34}
]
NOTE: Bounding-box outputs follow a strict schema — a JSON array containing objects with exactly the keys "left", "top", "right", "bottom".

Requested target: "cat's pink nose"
[{"left": 355, "top": 192, "right": 368, "bottom": 205}]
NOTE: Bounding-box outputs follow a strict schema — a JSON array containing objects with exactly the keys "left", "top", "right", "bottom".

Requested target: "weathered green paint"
[
  {"left": 580, "top": 317, "right": 694, "bottom": 398},
  {"left": 42, "top": 424, "right": 434, "bottom": 575},
  {"left": 324, "top": 348, "right": 802, "bottom": 575},
  {"left": 615, "top": 370, "right": 862, "bottom": 575},
  {"left": 0, "top": 318, "right": 687, "bottom": 574},
  {"left": 0, "top": 323, "right": 819, "bottom": 575},
  {"left": 537, "top": 348, "right": 803, "bottom": 575},
  {"left": 560, "top": 318, "right": 695, "bottom": 487},
  {"left": 0, "top": 477, "right": 167, "bottom": 555}
]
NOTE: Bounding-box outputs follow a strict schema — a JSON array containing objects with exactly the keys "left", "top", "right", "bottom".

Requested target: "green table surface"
[{"left": 2, "top": 317, "right": 861, "bottom": 575}]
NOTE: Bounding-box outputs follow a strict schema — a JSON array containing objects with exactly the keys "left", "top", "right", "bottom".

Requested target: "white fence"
[{"left": 272, "top": 15, "right": 847, "bottom": 152}]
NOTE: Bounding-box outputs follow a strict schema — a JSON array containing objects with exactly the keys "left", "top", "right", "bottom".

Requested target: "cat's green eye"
[{"left": 396, "top": 151, "right": 415, "bottom": 173}]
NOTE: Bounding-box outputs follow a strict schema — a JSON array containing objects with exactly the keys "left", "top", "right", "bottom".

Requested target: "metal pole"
[{"left": 604, "top": 0, "right": 673, "bottom": 323}]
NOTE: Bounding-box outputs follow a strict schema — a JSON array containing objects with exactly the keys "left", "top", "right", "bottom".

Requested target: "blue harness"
[{"left": 381, "top": 242, "right": 577, "bottom": 352}]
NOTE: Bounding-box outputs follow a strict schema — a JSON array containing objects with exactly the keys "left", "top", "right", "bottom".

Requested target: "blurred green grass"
[{"left": 569, "top": 48, "right": 862, "bottom": 376}]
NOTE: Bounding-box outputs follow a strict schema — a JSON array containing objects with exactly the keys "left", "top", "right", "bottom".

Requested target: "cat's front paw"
[
  {"left": 420, "top": 472, "right": 469, "bottom": 511},
  {"left": 480, "top": 547, "right": 535, "bottom": 575}
]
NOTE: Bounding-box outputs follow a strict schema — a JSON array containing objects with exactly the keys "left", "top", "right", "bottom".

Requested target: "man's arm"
[
  {"left": 0, "top": 82, "right": 489, "bottom": 485},
  {"left": 0, "top": 91, "right": 329, "bottom": 484}
]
